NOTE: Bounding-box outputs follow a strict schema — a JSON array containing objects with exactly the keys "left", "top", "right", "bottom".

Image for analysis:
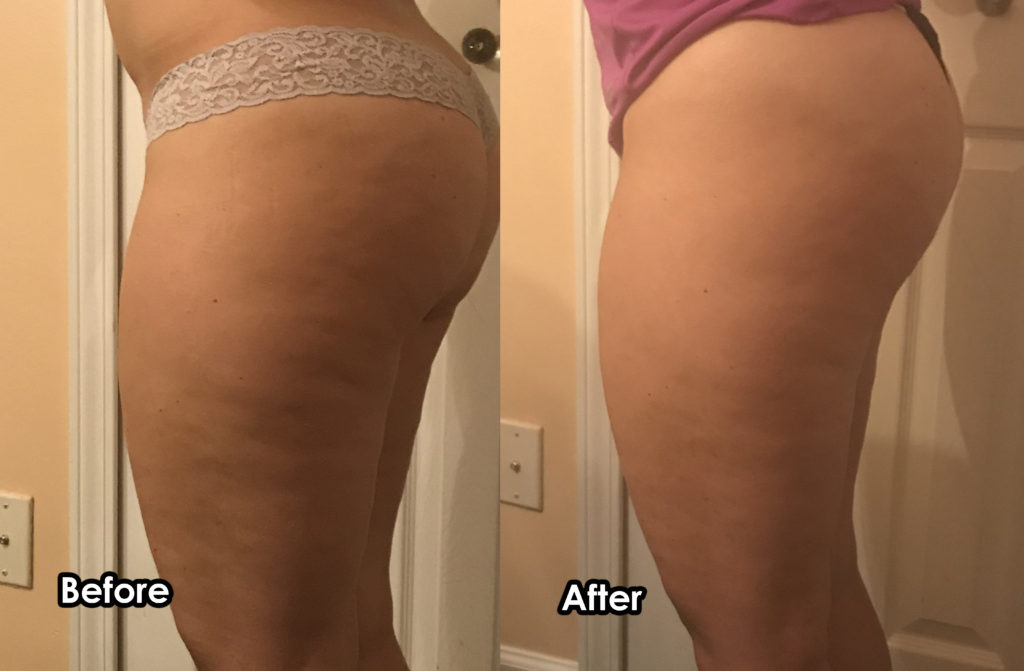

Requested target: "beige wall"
[
  {"left": 499, "top": 0, "right": 578, "bottom": 661},
  {"left": 0, "top": 0, "right": 70, "bottom": 668}
]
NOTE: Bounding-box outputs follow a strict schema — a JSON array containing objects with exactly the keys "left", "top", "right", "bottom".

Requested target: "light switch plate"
[
  {"left": 0, "top": 492, "right": 33, "bottom": 588},
  {"left": 500, "top": 419, "right": 543, "bottom": 511}
]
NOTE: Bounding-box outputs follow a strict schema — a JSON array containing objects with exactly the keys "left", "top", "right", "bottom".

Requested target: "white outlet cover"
[
  {"left": 499, "top": 419, "right": 543, "bottom": 511},
  {"left": 0, "top": 491, "right": 33, "bottom": 588}
]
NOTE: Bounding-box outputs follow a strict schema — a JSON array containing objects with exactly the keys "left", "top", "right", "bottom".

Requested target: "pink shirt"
[{"left": 583, "top": 0, "right": 920, "bottom": 156}]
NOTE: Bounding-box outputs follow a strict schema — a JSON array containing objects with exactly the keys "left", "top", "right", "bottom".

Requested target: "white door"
[
  {"left": 624, "top": 2, "right": 1024, "bottom": 669},
  {"left": 117, "top": 3, "right": 500, "bottom": 669}
]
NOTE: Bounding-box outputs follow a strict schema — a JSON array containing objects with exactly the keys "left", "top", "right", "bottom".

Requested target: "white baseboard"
[{"left": 500, "top": 644, "right": 579, "bottom": 671}]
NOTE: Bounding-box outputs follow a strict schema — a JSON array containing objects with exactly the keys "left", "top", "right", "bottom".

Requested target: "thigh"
[
  {"left": 354, "top": 311, "right": 454, "bottom": 661},
  {"left": 599, "top": 179, "right": 873, "bottom": 662},
  {"left": 832, "top": 328, "right": 883, "bottom": 582},
  {"left": 117, "top": 213, "right": 403, "bottom": 668},
  {"left": 117, "top": 93, "right": 489, "bottom": 667}
]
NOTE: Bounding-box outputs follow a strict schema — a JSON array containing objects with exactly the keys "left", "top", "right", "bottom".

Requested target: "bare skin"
[
  {"left": 110, "top": 1, "right": 498, "bottom": 669},
  {"left": 599, "top": 5, "right": 963, "bottom": 671}
]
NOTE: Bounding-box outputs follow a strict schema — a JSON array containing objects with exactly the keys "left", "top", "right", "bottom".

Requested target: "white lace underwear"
[{"left": 144, "top": 25, "right": 499, "bottom": 149}]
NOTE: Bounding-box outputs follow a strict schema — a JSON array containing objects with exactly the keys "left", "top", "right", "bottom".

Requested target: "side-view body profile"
[
  {"left": 583, "top": 1, "right": 964, "bottom": 669},
  {"left": 108, "top": 0, "right": 498, "bottom": 669}
]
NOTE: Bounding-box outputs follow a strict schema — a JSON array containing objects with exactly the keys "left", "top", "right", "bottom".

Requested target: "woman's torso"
[{"left": 103, "top": 0, "right": 472, "bottom": 113}]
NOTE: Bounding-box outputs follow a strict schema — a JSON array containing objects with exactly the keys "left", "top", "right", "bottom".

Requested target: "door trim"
[
  {"left": 67, "top": 1, "right": 121, "bottom": 670},
  {"left": 574, "top": 3, "right": 626, "bottom": 670}
]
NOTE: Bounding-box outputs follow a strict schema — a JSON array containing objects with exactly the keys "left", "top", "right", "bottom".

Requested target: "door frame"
[
  {"left": 67, "top": 0, "right": 120, "bottom": 668},
  {"left": 573, "top": 3, "right": 626, "bottom": 670},
  {"left": 67, "top": 2, "right": 466, "bottom": 668}
]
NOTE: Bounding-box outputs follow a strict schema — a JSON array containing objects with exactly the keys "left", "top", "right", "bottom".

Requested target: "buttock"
[{"left": 144, "top": 25, "right": 498, "bottom": 150}]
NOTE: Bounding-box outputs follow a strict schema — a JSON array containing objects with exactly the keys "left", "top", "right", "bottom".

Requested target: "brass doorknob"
[
  {"left": 462, "top": 28, "right": 499, "bottom": 64},
  {"left": 977, "top": 0, "right": 1012, "bottom": 16}
]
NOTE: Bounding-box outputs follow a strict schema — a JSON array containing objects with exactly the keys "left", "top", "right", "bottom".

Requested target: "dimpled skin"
[{"left": 582, "top": 0, "right": 922, "bottom": 156}]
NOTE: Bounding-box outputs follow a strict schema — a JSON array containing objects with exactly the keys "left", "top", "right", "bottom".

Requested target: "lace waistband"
[{"left": 144, "top": 25, "right": 498, "bottom": 149}]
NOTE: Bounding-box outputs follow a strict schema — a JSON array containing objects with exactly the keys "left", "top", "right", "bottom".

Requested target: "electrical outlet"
[
  {"left": 0, "top": 492, "right": 33, "bottom": 588},
  {"left": 500, "top": 419, "right": 542, "bottom": 511}
]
